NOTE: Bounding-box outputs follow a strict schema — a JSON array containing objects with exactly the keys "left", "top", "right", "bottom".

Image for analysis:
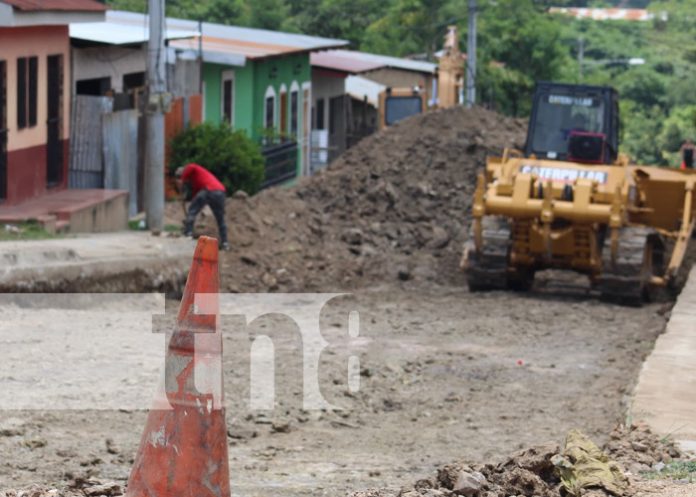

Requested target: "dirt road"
[{"left": 0, "top": 282, "right": 667, "bottom": 496}]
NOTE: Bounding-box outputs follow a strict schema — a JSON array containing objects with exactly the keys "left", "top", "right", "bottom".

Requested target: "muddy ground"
[
  {"left": 0, "top": 280, "right": 670, "bottom": 495},
  {"left": 1, "top": 106, "right": 693, "bottom": 496}
]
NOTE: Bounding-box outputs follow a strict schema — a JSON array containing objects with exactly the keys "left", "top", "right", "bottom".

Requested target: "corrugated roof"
[
  {"left": 345, "top": 75, "right": 385, "bottom": 106},
  {"left": 311, "top": 51, "right": 383, "bottom": 74},
  {"left": 311, "top": 49, "right": 436, "bottom": 75},
  {"left": 170, "top": 35, "right": 299, "bottom": 61},
  {"left": 87, "top": 10, "right": 348, "bottom": 60},
  {"left": 70, "top": 20, "right": 197, "bottom": 45},
  {"left": 1, "top": 0, "right": 106, "bottom": 11}
]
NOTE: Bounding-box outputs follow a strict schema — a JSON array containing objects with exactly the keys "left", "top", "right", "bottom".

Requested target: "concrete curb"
[
  {"left": 0, "top": 232, "right": 196, "bottom": 293},
  {"left": 632, "top": 266, "right": 696, "bottom": 454}
]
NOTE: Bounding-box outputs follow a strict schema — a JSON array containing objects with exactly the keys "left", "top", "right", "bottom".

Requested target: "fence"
[
  {"left": 261, "top": 141, "right": 299, "bottom": 189},
  {"left": 69, "top": 94, "right": 202, "bottom": 215}
]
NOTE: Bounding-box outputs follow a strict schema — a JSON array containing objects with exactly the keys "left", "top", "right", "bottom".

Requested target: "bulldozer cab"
[
  {"left": 524, "top": 82, "right": 620, "bottom": 165},
  {"left": 378, "top": 87, "right": 426, "bottom": 129}
]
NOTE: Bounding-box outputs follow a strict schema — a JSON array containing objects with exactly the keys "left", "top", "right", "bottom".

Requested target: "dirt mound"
[
  {"left": 169, "top": 106, "right": 526, "bottom": 292},
  {"left": 345, "top": 425, "right": 684, "bottom": 497},
  {"left": 605, "top": 423, "right": 682, "bottom": 474}
]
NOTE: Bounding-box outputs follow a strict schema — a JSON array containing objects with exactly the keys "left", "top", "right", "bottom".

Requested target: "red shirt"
[{"left": 180, "top": 163, "right": 226, "bottom": 196}]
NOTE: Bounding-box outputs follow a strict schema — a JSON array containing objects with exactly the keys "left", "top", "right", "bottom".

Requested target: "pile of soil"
[
  {"left": 3, "top": 425, "right": 683, "bottom": 497},
  {"left": 348, "top": 424, "right": 684, "bottom": 497},
  {"left": 168, "top": 106, "right": 526, "bottom": 292}
]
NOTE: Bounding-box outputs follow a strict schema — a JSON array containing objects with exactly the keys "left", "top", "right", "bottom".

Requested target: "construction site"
[{"left": 1, "top": 97, "right": 696, "bottom": 497}]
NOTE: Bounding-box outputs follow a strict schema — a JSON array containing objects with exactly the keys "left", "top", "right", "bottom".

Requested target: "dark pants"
[{"left": 184, "top": 189, "right": 228, "bottom": 244}]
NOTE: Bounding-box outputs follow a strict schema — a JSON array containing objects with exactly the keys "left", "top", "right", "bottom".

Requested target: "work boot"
[{"left": 221, "top": 242, "right": 230, "bottom": 251}]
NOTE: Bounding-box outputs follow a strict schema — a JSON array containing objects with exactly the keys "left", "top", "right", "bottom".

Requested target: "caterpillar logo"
[{"left": 519, "top": 165, "right": 608, "bottom": 184}]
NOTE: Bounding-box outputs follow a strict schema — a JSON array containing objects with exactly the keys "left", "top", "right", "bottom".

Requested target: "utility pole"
[
  {"left": 145, "top": 0, "right": 166, "bottom": 233},
  {"left": 578, "top": 37, "right": 584, "bottom": 82},
  {"left": 466, "top": 0, "right": 477, "bottom": 108}
]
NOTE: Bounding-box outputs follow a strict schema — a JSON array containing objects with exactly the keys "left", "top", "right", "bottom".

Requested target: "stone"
[
  {"left": 453, "top": 470, "right": 486, "bottom": 496},
  {"left": 342, "top": 228, "right": 364, "bottom": 245}
]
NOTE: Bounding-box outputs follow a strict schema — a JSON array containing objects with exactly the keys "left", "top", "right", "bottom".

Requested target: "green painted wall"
[{"left": 202, "top": 52, "right": 311, "bottom": 177}]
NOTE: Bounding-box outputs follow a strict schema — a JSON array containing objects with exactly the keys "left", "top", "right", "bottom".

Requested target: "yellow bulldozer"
[{"left": 463, "top": 82, "right": 696, "bottom": 303}]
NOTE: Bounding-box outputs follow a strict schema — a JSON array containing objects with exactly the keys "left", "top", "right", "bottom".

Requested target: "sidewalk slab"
[
  {"left": 632, "top": 267, "right": 696, "bottom": 453},
  {"left": 0, "top": 232, "right": 196, "bottom": 293}
]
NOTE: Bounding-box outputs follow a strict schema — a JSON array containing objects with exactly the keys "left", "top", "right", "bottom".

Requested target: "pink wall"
[{"left": 0, "top": 25, "right": 71, "bottom": 204}]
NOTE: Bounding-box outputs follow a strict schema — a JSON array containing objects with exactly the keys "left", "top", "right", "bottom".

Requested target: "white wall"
[{"left": 311, "top": 71, "right": 345, "bottom": 130}]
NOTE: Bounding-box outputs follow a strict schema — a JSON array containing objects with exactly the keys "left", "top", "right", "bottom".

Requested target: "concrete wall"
[
  {"left": 0, "top": 25, "right": 71, "bottom": 204},
  {"left": 72, "top": 45, "right": 145, "bottom": 93},
  {"left": 311, "top": 69, "right": 345, "bottom": 131}
]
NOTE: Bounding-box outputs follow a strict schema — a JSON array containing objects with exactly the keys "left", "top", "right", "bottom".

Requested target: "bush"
[{"left": 170, "top": 123, "right": 265, "bottom": 195}]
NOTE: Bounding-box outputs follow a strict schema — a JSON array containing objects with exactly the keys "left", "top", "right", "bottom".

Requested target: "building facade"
[{"left": 0, "top": 0, "right": 105, "bottom": 205}]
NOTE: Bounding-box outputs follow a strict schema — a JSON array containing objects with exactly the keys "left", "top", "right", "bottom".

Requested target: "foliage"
[
  {"left": 642, "top": 460, "right": 696, "bottom": 482},
  {"left": 0, "top": 221, "right": 57, "bottom": 241},
  {"left": 170, "top": 123, "right": 265, "bottom": 195},
  {"left": 109, "top": 0, "right": 696, "bottom": 165}
]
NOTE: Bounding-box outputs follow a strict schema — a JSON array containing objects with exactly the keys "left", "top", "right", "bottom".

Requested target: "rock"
[
  {"left": 453, "top": 470, "right": 486, "bottom": 496},
  {"left": 240, "top": 254, "right": 258, "bottom": 266},
  {"left": 429, "top": 226, "right": 451, "bottom": 249},
  {"left": 271, "top": 420, "right": 292, "bottom": 433},
  {"left": 631, "top": 441, "right": 648, "bottom": 452},
  {"left": 652, "top": 461, "right": 666, "bottom": 472},
  {"left": 397, "top": 267, "right": 412, "bottom": 281},
  {"left": 342, "top": 228, "right": 364, "bottom": 245},
  {"left": 232, "top": 190, "right": 249, "bottom": 200},
  {"left": 227, "top": 426, "right": 258, "bottom": 440},
  {"left": 83, "top": 482, "right": 122, "bottom": 497},
  {"left": 261, "top": 273, "right": 278, "bottom": 290}
]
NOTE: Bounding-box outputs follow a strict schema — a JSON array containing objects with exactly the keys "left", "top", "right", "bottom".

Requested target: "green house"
[{"left": 169, "top": 22, "right": 347, "bottom": 185}]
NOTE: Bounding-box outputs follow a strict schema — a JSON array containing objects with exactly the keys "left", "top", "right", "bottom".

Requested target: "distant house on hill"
[
  {"left": 548, "top": 7, "right": 656, "bottom": 22},
  {"left": 0, "top": 0, "right": 106, "bottom": 206}
]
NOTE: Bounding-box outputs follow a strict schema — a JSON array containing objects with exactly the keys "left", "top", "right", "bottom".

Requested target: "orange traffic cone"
[{"left": 126, "top": 236, "right": 230, "bottom": 497}]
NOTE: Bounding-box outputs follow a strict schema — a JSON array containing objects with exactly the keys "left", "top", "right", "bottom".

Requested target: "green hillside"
[{"left": 109, "top": 0, "right": 696, "bottom": 166}]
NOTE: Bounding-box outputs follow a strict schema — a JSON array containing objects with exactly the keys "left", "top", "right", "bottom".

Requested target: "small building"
[
  {"left": 71, "top": 11, "right": 349, "bottom": 187},
  {"left": 70, "top": 11, "right": 200, "bottom": 103},
  {"left": 0, "top": 0, "right": 106, "bottom": 206},
  {"left": 167, "top": 20, "right": 348, "bottom": 185},
  {"left": 309, "top": 50, "right": 437, "bottom": 172}
]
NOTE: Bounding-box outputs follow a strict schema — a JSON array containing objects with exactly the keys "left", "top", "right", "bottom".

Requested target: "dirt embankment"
[{"left": 168, "top": 106, "right": 526, "bottom": 292}]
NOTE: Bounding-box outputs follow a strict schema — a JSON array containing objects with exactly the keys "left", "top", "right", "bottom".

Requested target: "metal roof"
[
  {"left": 311, "top": 49, "right": 437, "bottom": 75},
  {"left": 345, "top": 75, "right": 385, "bottom": 106},
  {"left": 311, "top": 51, "right": 383, "bottom": 74},
  {"left": 70, "top": 10, "right": 198, "bottom": 45},
  {"left": 78, "top": 10, "right": 348, "bottom": 61},
  {"left": 70, "top": 22, "right": 197, "bottom": 45},
  {"left": 1, "top": 0, "right": 106, "bottom": 11}
]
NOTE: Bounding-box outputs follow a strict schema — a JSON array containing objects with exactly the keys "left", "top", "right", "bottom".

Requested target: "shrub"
[{"left": 170, "top": 123, "right": 265, "bottom": 195}]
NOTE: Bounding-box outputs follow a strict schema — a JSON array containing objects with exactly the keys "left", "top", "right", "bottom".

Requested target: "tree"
[{"left": 170, "top": 123, "right": 265, "bottom": 194}]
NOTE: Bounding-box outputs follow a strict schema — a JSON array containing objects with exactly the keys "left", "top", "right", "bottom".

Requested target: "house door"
[
  {"left": 46, "top": 54, "right": 63, "bottom": 187},
  {"left": 280, "top": 90, "right": 287, "bottom": 138},
  {"left": 0, "top": 60, "right": 7, "bottom": 200}
]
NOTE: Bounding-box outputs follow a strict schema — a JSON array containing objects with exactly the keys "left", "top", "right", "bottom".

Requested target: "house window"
[
  {"left": 290, "top": 90, "right": 298, "bottom": 136},
  {"left": 17, "top": 56, "right": 38, "bottom": 129},
  {"left": 76, "top": 76, "right": 111, "bottom": 96},
  {"left": 316, "top": 98, "right": 325, "bottom": 130},
  {"left": 221, "top": 70, "right": 234, "bottom": 125},
  {"left": 123, "top": 72, "right": 145, "bottom": 92},
  {"left": 265, "top": 96, "right": 275, "bottom": 130}
]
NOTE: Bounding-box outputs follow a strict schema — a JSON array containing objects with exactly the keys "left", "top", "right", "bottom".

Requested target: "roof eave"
[{"left": 0, "top": 5, "right": 105, "bottom": 27}]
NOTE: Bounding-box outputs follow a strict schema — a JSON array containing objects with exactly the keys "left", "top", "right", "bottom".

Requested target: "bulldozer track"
[
  {"left": 466, "top": 217, "right": 512, "bottom": 291},
  {"left": 597, "top": 226, "right": 661, "bottom": 305}
]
